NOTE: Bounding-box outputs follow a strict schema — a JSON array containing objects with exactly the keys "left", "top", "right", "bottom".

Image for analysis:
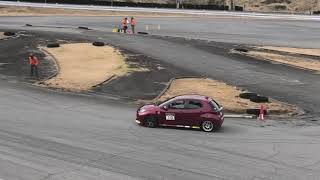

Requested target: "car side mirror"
[{"left": 163, "top": 106, "right": 168, "bottom": 111}]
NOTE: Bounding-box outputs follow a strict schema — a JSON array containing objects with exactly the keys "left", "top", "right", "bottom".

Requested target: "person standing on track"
[
  {"left": 29, "top": 53, "right": 39, "bottom": 78},
  {"left": 130, "top": 17, "right": 136, "bottom": 34},
  {"left": 121, "top": 17, "right": 128, "bottom": 33}
]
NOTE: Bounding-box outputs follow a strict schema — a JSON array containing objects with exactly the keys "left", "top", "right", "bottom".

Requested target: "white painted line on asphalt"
[
  {"left": 1, "top": 1, "right": 320, "bottom": 21},
  {"left": 225, "top": 114, "right": 255, "bottom": 119},
  {"left": 0, "top": 63, "right": 9, "bottom": 66}
]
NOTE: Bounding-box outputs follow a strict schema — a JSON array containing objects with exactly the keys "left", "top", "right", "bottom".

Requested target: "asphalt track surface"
[
  {"left": 1, "top": 79, "right": 320, "bottom": 180},
  {"left": 1, "top": 16, "right": 320, "bottom": 48},
  {"left": 1, "top": 14, "right": 320, "bottom": 180}
]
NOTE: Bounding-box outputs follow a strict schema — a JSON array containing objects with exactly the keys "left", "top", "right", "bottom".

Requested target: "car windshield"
[{"left": 158, "top": 97, "right": 176, "bottom": 107}]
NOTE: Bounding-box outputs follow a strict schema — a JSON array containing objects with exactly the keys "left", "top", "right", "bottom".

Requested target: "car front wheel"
[
  {"left": 201, "top": 121, "right": 215, "bottom": 132},
  {"left": 144, "top": 116, "right": 157, "bottom": 128}
]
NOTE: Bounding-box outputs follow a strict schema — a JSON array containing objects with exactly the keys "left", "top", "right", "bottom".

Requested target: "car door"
[
  {"left": 159, "top": 99, "right": 186, "bottom": 126},
  {"left": 182, "top": 100, "right": 204, "bottom": 127}
]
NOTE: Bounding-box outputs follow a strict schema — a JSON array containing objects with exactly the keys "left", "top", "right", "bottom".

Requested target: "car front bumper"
[{"left": 136, "top": 111, "right": 149, "bottom": 125}]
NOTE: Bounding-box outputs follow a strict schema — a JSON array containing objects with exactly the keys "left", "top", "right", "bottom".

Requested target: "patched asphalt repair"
[
  {"left": 94, "top": 48, "right": 196, "bottom": 100},
  {"left": 0, "top": 29, "right": 89, "bottom": 82},
  {"left": 0, "top": 29, "right": 195, "bottom": 101}
]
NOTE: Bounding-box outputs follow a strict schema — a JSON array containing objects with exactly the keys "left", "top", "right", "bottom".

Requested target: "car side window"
[
  {"left": 185, "top": 100, "right": 202, "bottom": 109},
  {"left": 169, "top": 100, "right": 185, "bottom": 109}
]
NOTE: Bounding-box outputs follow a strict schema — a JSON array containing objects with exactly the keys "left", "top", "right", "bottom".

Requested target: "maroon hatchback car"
[{"left": 136, "top": 95, "right": 224, "bottom": 132}]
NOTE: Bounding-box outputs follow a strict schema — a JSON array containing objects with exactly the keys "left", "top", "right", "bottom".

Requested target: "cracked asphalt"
[{"left": 0, "top": 16, "right": 320, "bottom": 180}]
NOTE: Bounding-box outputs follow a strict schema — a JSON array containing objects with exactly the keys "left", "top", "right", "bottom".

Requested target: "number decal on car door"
[{"left": 165, "top": 113, "right": 175, "bottom": 121}]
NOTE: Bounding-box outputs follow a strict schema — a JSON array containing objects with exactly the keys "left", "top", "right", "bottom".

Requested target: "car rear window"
[{"left": 209, "top": 100, "right": 220, "bottom": 111}]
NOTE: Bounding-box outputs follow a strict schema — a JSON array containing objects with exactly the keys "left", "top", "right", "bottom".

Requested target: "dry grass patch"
[
  {"left": 224, "top": 0, "right": 319, "bottom": 12},
  {"left": 247, "top": 51, "right": 320, "bottom": 72},
  {"left": 157, "top": 78, "right": 299, "bottom": 115},
  {"left": 259, "top": 46, "right": 320, "bottom": 57},
  {"left": 42, "top": 43, "right": 129, "bottom": 91},
  {"left": 0, "top": 6, "right": 190, "bottom": 17}
]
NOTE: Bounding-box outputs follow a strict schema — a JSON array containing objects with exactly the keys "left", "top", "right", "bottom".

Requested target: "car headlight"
[{"left": 139, "top": 109, "right": 146, "bottom": 113}]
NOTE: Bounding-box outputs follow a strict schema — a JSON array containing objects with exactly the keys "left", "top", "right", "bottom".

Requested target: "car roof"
[{"left": 173, "top": 95, "right": 210, "bottom": 101}]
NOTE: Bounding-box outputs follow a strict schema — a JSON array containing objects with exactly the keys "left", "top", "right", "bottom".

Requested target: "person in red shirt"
[
  {"left": 29, "top": 53, "right": 39, "bottom": 77},
  {"left": 130, "top": 17, "right": 136, "bottom": 34}
]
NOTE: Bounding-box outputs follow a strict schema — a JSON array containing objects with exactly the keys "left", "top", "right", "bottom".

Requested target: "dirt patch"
[
  {"left": 259, "top": 46, "right": 320, "bottom": 57},
  {"left": 246, "top": 51, "right": 320, "bottom": 72},
  {"left": 42, "top": 43, "right": 131, "bottom": 91},
  {"left": 0, "top": 6, "right": 191, "bottom": 17},
  {"left": 157, "top": 78, "right": 299, "bottom": 115}
]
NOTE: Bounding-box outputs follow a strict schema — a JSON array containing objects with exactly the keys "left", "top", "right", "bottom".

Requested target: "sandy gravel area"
[
  {"left": 247, "top": 51, "right": 320, "bottom": 72},
  {"left": 0, "top": 6, "right": 191, "bottom": 17},
  {"left": 42, "top": 43, "right": 128, "bottom": 91},
  {"left": 0, "top": 32, "right": 6, "bottom": 39},
  {"left": 157, "top": 78, "right": 299, "bottom": 115},
  {"left": 259, "top": 46, "right": 320, "bottom": 57}
]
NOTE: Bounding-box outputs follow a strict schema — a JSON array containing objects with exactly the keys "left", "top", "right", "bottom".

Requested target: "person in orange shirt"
[
  {"left": 130, "top": 17, "right": 136, "bottom": 34},
  {"left": 29, "top": 53, "right": 39, "bottom": 77}
]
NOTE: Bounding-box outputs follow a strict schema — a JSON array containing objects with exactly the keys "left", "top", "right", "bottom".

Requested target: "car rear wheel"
[
  {"left": 144, "top": 116, "right": 157, "bottom": 128},
  {"left": 201, "top": 121, "right": 215, "bottom": 132}
]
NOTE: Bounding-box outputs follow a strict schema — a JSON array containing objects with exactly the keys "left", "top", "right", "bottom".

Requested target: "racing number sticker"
[{"left": 165, "top": 113, "right": 175, "bottom": 121}]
